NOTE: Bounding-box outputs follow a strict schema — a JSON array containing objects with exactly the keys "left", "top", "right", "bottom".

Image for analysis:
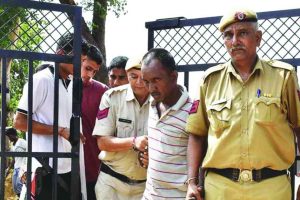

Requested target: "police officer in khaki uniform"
[
  {"left": 185, "top": 9, "right": 300, "bottom": 200},
  {"left": 93, "top": 57, "right": 150, "bottom": 200}
]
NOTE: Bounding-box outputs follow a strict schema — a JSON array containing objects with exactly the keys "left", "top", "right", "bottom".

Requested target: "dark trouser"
[
  {"left": 36, "top": 172, "right": 71, "bottom": 200},
  {"left": 86, "top": 181, "right": 97, "bottom": 200}
]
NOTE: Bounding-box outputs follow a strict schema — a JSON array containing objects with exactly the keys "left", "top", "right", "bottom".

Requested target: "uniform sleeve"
[
  {"left": 185, "top": 78, "right": 209, "bottom": 136},
  {"left": 92, "top": 91, "right": 116, "bottom": 136},
  {"left": 17, "top": 76, "right": 47, "bottom": 115},
  {"left": 283, "top": 70, "right": 300, "bottom": 128}
]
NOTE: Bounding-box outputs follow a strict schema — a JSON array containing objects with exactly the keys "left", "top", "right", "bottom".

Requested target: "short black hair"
[
  {"left": 56, "top": 33, "right": 88, "bottom": 55},
  {"left": 108, "top": 56, "right": 128, "bottom": 71},
  {"left": 86, "top": 45, "right": 103, "bottom": 65},
  {"left": 35, "top": 63, "right": 52, "bottom": 73},
  {"left": 5, "top": 127, "right": 17, "bottom": 137},
  {"left": 142, "top": 48, "right": 176, "bottom": 72},
  {"left": 81, "top": 41, "right": 90, "bottom": 56},
  {"left": 56, "top": 33, "right": 74, "bottom": 54}
]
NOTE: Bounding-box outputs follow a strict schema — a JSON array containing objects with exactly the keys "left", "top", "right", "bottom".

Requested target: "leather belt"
[
  {"left": 209, "top": 168, "right": 287, "bottom": 182},
  {"left": 100, "top": 163, "right": 146, "bottom": 184}
]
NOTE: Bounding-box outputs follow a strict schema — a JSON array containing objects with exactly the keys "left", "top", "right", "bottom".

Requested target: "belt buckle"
[{"left": 238, "top": 169, "right": 253, "bottom": 183}]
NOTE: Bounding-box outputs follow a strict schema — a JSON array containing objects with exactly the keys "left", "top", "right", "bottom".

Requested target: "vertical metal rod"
[
  {"left": 184, "top": 71, "right": 189, "bottom": 91},
  {"left": 0, "top": 57, "right": 7, "bottom": 200},
  {"left": 52, "top": 62, "right": 59, "bottom": 200},
  {"left": 70, "top": 6, "right": 82, "bottom": 200},
  {"left": 26, "top": 60, "right": 33, "bottom": 200},
  {"left": 147, "top": 29, "right": 154, "bottom": 50}
]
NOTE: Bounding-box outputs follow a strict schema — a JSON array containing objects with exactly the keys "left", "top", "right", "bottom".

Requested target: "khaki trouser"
[
  {"left": 205, "top": 172, "right": 291, "bottom": 200},
  {"left": 95, "top": 172, "right": 145, "bottom": 200}
]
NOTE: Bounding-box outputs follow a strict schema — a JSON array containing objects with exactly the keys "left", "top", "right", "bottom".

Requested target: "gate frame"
[{"left": 0, "top": 1, "right": 82, "bottom": 200}]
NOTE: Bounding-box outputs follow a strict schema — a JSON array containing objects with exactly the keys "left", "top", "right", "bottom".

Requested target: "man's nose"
[{"left": 232, "top": 34, "right": 239, "bottom": 45}]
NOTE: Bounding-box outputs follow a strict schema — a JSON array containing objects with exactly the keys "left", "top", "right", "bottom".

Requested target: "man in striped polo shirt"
[{"left": 141, "top": 48, "right": 192, "bottom": 199}]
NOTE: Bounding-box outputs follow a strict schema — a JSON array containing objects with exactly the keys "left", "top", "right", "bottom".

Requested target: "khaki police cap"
[
  {"left": 125, "top": 56, "right": 142, "bottom": 71},
  {"left": 219, "top": 9, "right": 258, "bottom": 32}
]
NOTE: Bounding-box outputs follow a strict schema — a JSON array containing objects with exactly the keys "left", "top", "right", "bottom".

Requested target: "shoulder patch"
[
  {"left": 268, "top": 60, "right": 294, "bottom": 71},
  {"left": 189, "top": 100, "right": 200, "bottom": 114},
  {"left": 203, "top": 64, "right": 226, "bottom": 81},
  {"left": 97, "top": 107, "right": 109, "bottom": 120}
]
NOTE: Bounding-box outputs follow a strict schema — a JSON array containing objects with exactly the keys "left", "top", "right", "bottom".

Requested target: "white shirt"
[
  {"left": 17, "top": 68, "right": 72, "bottom": 174},
  {"left": 12, "top": 138, "right": 27, "bottom": 169}
]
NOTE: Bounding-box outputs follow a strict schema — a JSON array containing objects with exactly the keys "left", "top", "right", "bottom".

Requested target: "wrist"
[
  {"left": 59, "top": 127, "right": 66, "bottom": 136},
  {"left": 132, "top": 136, "right": 138, "bottom": 151},
  {"left": 185, "top": 177, "right": 198, "bottom": 185}
]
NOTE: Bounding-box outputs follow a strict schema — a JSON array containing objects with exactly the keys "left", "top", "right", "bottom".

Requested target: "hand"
[
  {"left": 21, "top": 172, "right": 27, "bottom": 184},
  {"left": 59, "top": 127, "right": 70, "bottom": 140},
  {"left": 80, "top": 133, "right": 86, "bottom": 144},
  {"left": 134, "top": 136, "right": 148, "bottom": 152},
  {"left": 186, "top": 183, "right": 203, "bottom": 200},
  {"left": 138, "top": 151, "right": 148, "bottom": 168}
]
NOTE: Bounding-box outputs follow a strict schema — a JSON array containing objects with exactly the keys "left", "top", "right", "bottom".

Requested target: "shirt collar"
[
  {"left": 126, "top": 85, "right": 135, "bottom": 101},
  {"left": 150, "top": 85, "right": 190, "bottom": 111},
  {"left": 227, "top": 56, "right": 264, "bottom": 76}
]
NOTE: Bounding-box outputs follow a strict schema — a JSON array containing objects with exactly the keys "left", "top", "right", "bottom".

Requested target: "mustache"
[{"left": 229, "top": 46, "right": 246, "bottom": 53}]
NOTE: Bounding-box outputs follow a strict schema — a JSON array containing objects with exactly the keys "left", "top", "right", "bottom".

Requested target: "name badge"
[{"left": 118, "top": 118, "right": 132, "bottom": 124}]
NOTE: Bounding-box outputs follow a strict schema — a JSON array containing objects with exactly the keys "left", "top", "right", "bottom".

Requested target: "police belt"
[
  {"left": 208, "top": 168, "right": 287, "bottom": 182},
  {"left": 100, "top": 163, "right": 146, "bottom": 184}
]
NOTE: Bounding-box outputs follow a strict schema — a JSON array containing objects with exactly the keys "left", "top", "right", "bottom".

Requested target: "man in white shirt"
[{"left": 13, "top": 33, "right": 86, "bottom": 200}]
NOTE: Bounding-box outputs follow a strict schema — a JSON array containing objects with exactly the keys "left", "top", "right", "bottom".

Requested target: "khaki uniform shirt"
[
  {"left": 186, "top": 58, "right": 300, "bottom": 170},
  {"left": 93, "top": 84, "right": 149, "bottom": 180}
]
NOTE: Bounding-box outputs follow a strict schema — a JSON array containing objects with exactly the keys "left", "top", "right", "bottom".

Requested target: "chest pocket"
[
  {"left": 254, "top": 97, "right": 283, "bottom": 126},
  {"left": 207, "top": 99, "right": 231, "bottom": 136},
  {"left": 116, "top": 120, "right": 134, "bottom": 138}
]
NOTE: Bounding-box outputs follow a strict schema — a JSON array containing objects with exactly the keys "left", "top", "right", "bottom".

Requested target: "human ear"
[{"left": 256, "top": 30, "right": 262, "bottom": 47}]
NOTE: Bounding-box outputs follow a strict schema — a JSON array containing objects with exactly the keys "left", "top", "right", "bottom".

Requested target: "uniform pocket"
[
  {"left": 254, "top": 97, "right": 282, "bottom": 126},
  {"left": 207, "top": 99, "right": 231, "bottom": 136},
  {"left": 116, "top": 120, "right": 134, "bottom": 138}
]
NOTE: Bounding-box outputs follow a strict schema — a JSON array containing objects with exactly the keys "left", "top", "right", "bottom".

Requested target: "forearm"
[
  {"left": 97, "top": 136, "right": 133, "bottom": 152},
  {"left": 187, "top": 134, "right": 206, "bottom": 183},
  {"left": 13, "top": 112, "right": 64, "bottom": 135}
]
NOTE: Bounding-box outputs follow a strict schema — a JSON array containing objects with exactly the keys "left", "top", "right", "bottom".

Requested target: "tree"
[
  {"left": 0, "top": 6, "right": 43, "bottom": 124},
  {"left": 58, "top": 0, "right": 127, "bottom": 83}
]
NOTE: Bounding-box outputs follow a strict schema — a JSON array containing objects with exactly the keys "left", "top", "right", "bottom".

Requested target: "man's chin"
[{"left": 82, "top": 78, "right": 92, "bottom": 85}]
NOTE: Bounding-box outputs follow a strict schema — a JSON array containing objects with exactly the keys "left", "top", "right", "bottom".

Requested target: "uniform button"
[
  {"left": 242, "top": 129, "right": 247, "bottom": 134},
  {"left": 242, "top": 153, "right": 247, "bottom": 157}
]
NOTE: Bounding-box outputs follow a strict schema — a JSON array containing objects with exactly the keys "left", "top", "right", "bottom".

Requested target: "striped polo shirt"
[{"left": 143, "top": 86, "right": 192, "bottom": 200}]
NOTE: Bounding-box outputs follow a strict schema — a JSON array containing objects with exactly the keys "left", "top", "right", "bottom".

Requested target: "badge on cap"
[
  {"left": 235, "top": 12, "right": 246, "bottom": 21},
  {"left": 97, "top": 108, "right": 109, "bottom": 120},
  {"left": 189, "top": 100, "right": 200, "bottom": 114}
]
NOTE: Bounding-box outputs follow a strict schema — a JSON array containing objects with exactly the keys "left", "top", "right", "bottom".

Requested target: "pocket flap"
[
  {"left": 255, "top": 97, "right": 280, "bottom": 107},
  {"left": 207, "top": 98, "right": 231, "bottom": 111}
]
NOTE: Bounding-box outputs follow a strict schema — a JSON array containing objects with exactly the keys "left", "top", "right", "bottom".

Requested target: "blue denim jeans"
[{"left": 12, "top": 167, "right": 23, "bottom": 195}]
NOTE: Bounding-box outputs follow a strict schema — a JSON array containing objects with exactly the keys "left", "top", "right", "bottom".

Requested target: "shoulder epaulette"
[
  {"left": 267, "top": 60, "right": 294, "bottom": 71},
  {"left": 105, "top": 84, "right": 128, "bottom": 96},
  {"left": 203, "top": 64, "right": 226, "bottom": 81}
]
